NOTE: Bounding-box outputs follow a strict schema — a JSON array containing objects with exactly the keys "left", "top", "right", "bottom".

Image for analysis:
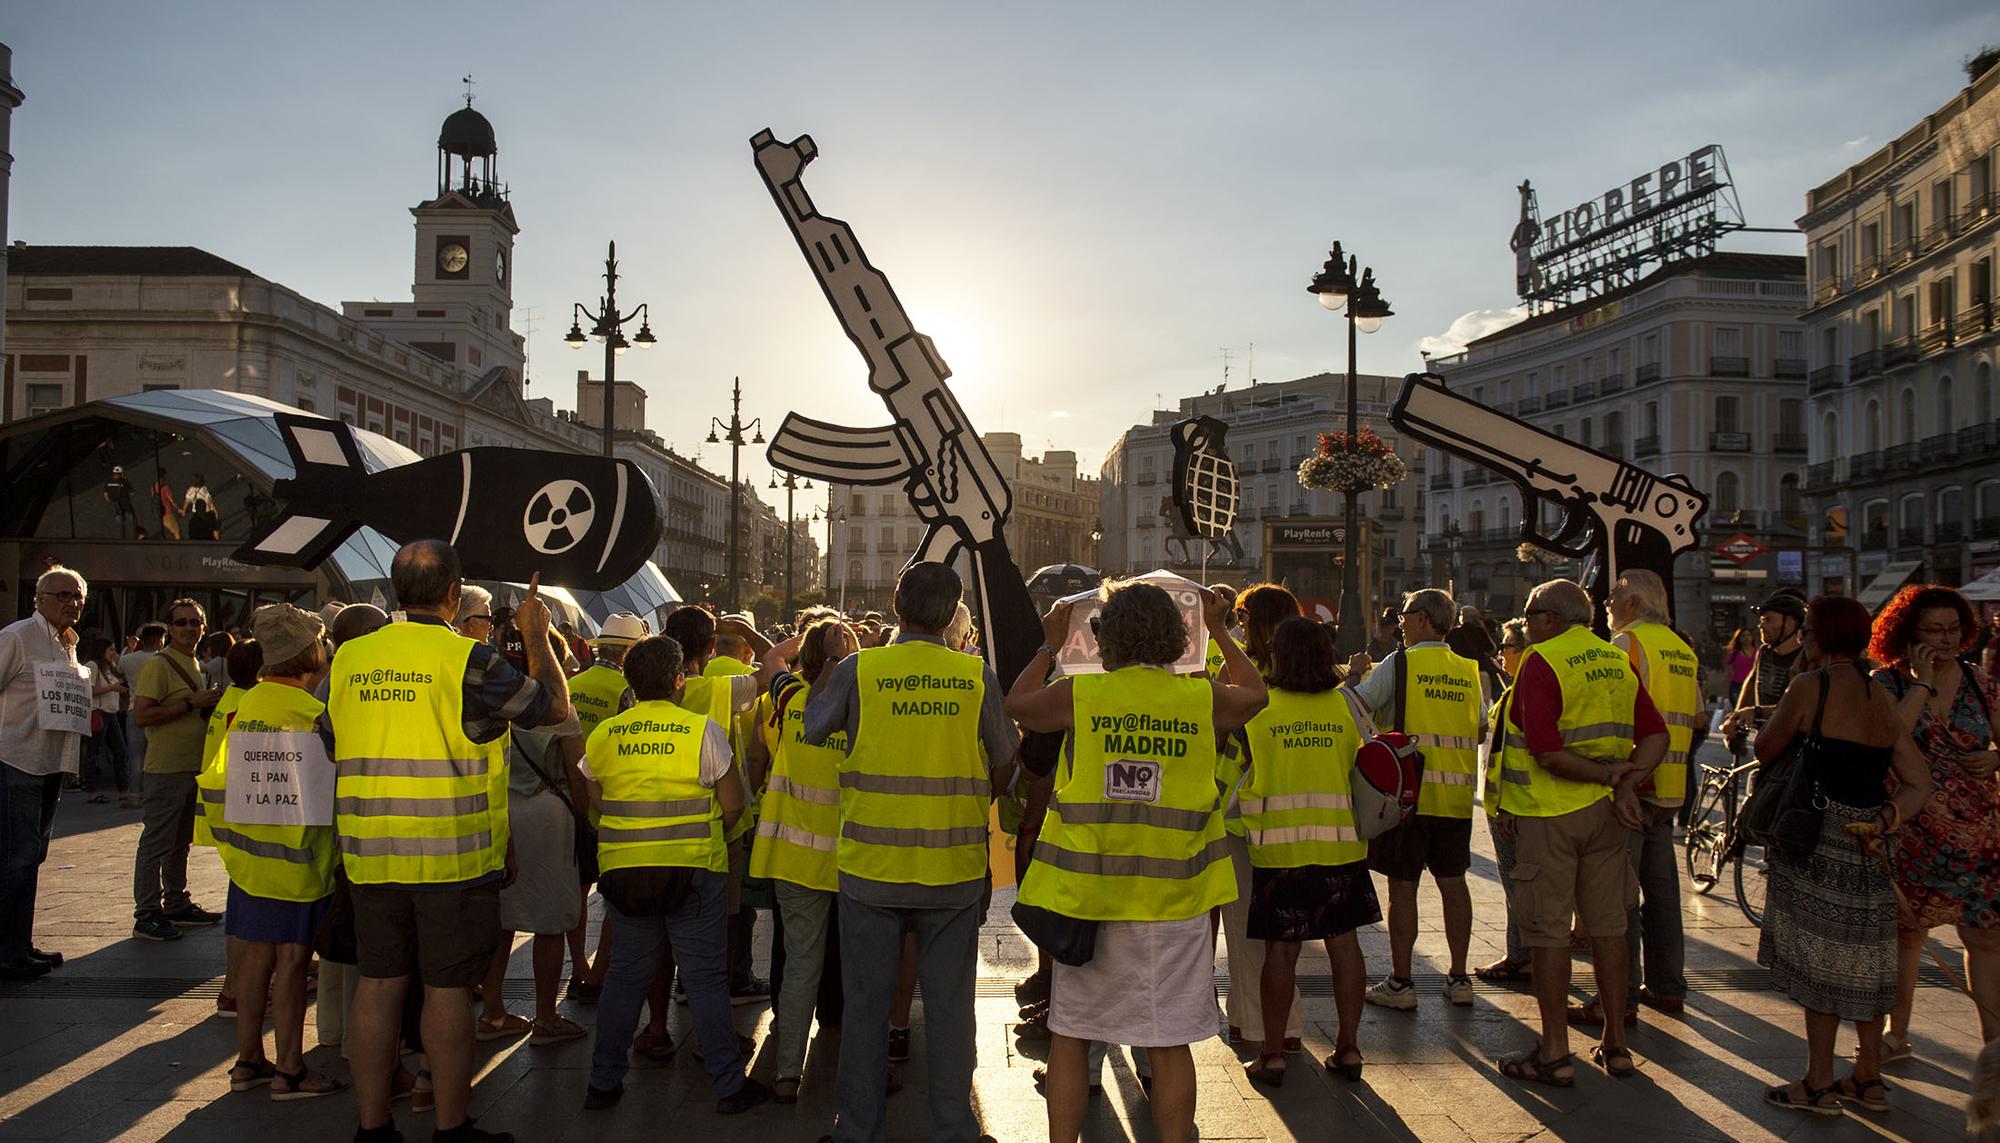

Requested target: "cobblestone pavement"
[{"left": 1, "top": 745, "right": 1986, "bottom": 1142}]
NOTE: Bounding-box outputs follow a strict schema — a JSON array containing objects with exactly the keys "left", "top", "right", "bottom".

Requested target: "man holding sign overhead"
[{"left": 0, "top": 566, "right": 90, "bottom": 980}]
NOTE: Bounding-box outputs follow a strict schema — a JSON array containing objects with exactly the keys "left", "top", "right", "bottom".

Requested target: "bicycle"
[{"left": 1682, "top": 754, "right": 1769, "bottom": 925}]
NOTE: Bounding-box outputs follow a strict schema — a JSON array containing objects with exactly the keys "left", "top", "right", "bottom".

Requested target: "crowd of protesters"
[{"left": 1, "top": 550, "right": 1996, "bottom": 1142}]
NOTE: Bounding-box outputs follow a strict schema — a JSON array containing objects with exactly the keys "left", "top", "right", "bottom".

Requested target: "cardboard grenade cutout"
[
  {"left": 1389, "top": 372, "right": 1707, "bottom": 622},
  {"left": 751, "top": 128, "right": 1043, "bottom": 684},
  {"left": 234, "top": 413, "right": 663, "bottom": 592},
  {"left": 1168, "top": 415, "right": 1244, "bottom": 568}
]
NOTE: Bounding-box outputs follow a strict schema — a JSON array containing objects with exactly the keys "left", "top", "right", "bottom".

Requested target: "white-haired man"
[{"left": 0, "top": 566, "right": 93, "bottom": 978}]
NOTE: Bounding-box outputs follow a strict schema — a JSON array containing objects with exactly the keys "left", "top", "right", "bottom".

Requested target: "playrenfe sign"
[{"left": 1534, "top": 146, "right": 1723, "bottom": 254}]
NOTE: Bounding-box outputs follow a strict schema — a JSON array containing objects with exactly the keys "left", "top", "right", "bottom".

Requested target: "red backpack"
[{"left": 1351, "top": 651, "right": 1424, "bottom": 839}]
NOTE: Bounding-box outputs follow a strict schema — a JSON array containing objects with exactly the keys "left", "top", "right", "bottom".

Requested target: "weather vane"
[{"left": 462, "top": 74, "right": 476, "bottom": 107}]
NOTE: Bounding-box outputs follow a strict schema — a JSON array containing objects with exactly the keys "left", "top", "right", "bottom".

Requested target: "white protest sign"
[
  {"left": 225, "top": 731, "right": 335, "bottom": 826},
  {"left": 1052, "top": 570, "right": 1205, "bottom": 677},
  {"left": 34, "top": 661, "right": 91, "bottom": 735}
]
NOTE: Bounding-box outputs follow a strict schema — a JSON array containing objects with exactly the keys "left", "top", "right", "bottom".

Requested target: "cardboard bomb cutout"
[
  {"left": 1168, "top": 415, "right": 1244, "bottom": 569},
  {"left": 234, "top": 413, "right": 662, "bottom": 591},
  {"left": 1389, "top": 372, "right": 1706, "bottom": 621},
  {"left": 751, "top": 129, "right": 1043, "bottom": 683}
]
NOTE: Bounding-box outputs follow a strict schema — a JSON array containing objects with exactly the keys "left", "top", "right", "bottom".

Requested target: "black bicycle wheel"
[
  {"left": 1735, "top": 842, "right": 1768, "bottom": 925},
  {"left": 1684, "top": 774, "right": 1728, "bottom": 893}
]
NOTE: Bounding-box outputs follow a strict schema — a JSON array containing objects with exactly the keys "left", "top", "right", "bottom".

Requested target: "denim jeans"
[
  {"left": 772, "top": 880, "right": 836, "bottom": 1080},
  {"left": 1, "top": 764, "right": 62, "bottom": 960},
  {"left": 1486, "top": 815, "right": 1527, "bottom": 964},
  {"left": 132, "top": 771, "right": 197, "bottom": 920},
  {"left": 833, "top": 893, "right": 981, "bottom": 1143},
  {"left": 589, "top": 870, "right": 744, "bottom": 1097},
  {"left": 1625, "top": 800, "right": 1687, "bottom": 1009}
]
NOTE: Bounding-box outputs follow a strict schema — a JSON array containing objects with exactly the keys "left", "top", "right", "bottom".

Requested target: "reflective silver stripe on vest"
[
  {"left": 599, "top": 797, "right": 711, "bottom": 817},
  {"left": 599, "top": 822, "right": 713, "bottom": 843},
  {"left": 755, "top": 819, "right": 836, "bottom": 852},
  {"left": 1498, "top": 765, "right": 1534, "bottom": 785},
  {"left": 341, "top": 830, "right": 493, "bottom": 858},
  {"left": 1501, "top": 733, "right": 1527, "bottom": 750},
  {"left": 839, "top": 772, "right": 989, "bottom": 797},
  {"left": 1410, "top": 734, "right": 1480, "bottom": 750},
  {"left": 1053, "top": 801, "right": 1212, "bottom": 832},
  {"left": 343, "top": 757, "right": 490, "bottom": 779},
  {"left": 199, "top": 787, "right": 224, "bottom": 804},
  {"left": 1561, "top": 721, "right": 1636, "bottom": 743},
  {"left": 841, "top": 821, "right": 986, "bottom": 849},
  {"left": 1425, "top": 770, "right": 1475, "bottom": 787},
  {"left": 209, "top": 827, "right": 316, "bottom": 864},
  {"left": 1249, "top": 824, "right": 1358, "bottom": 847},
  {"left": 336, "top": 794, "right": 488, "bottom": 818},
  {"left": 1032, "top": 836, "right": 1231, "bottom": 881},
  {"left": 1662, "top": 711, "right": 1703, "bottom": 729},
  {"left": 1238, "top": 792, "right": 1352, "bottom": 814},
  {"left": 766, "top": 775, "right": 840, "bottom": 806},
  {"left": 1663, "top": 750, "right": 1689, "bottom": 768}
]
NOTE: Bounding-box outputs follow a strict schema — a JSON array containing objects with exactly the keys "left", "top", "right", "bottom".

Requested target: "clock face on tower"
[
  {"left": 438, "top": 243, "right": 470, "bottom": 275},
  {"left": 495, "top": 249, "right": 507, "bottom": 284}
]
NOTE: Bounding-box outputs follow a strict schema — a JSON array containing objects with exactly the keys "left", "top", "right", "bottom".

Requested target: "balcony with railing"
[
  {"left": 1862, "top": 526, "right": 1888, "bottom": 550},
  {"left": 1959, "top": 189, "right": 1997, "bottom": 228},
  {"left": 1849, "top": 348, "right": 1883, "bottom": 379},
  {"left": 1937, "top": 520, "right": 1964, "bottom": 543},
  {"left": 1922, "top": 218, "right": 1957, "bottom": 251},
  {"left": 1808, "top": 365, "right": 1841, "bottom": 394},
  {"left": 1896, "top": 525, "right": 1926, "bottom": 549},
  {"left": 1855, "top": 254, "right": 1884, "bottom": 286},
  {"left": 1978, "top": 515, "right": 2000, "bottom": 540},
  {"left": 1711, "top": 355, "right": 1749, "bottom": 378},
  {"left": 1708, "top": 431, "right": 1751, "bottom": 452},
  {"left": 1813, "top": 279, "right": 1842, "bottom": 305},
  {"left": 1634, "top": 362, "right": 1662, "bottom": 385},
  {"left": 1517, "top": 395, "right": 1543, "bottom": 415},
  {"left": 1573, "top": 381, "right": 1599, "bottom": 402},
  {"left": 1959, "top": 300, "right": 1996, "bottom": 338},
  {"left": 1429, "top": 471, "right": 1454, "bottom": 491},
  {"left": 1883, "top": 336, "right": 1920, "bottom": 370},
  {"left": 1849, "top": 450, "right": 1886, "bottom": 480},
  {"left": 1884, "top": 442, "right": 1923, "bottom": 473},
  {"left": 1957, "top": 421, "right": 2000, "bottom": 453},
  {"left": 1773, "top": 432, "right": 1808, "bottom": 453},
  {"left": 1920, "top": 319, "right": 1955, "bottom": 356},
  {"left": 1633, "top": 434, "right": 1661, "bottom": 458},
  {"left": 1775, "top": 357, "right": 1807, "bottom": 379},
  {"left": 1888, "top": 235, "right": 1917, "bottom": 268},
  {"left": 1803, "top": 460, "right": 1842, "bottom": 490},
  {"left": 1919, "top": 431, "right": 1960, "bottom": 464},
  {"left": 1545, "top": 389, "right": 1570, "bottom": 409},
  {"left": 1599, "top": 372, "right": 1625, "bottom": 394}
]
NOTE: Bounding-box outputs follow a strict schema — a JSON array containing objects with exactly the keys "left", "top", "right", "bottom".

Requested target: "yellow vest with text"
[
  {"left": 1205, "top": 638, "right": 1225, "bottom": 678},
  {"left": 750, "top": 679, "right": 844, "bottom": 891},
  {"left": 1622, "top": 622, "right": 1699, "bottom": 804},
  {"left": 1239, "top": 686, "right": 1366, "bottom": 868},
  {"left": 568, "top": 663, "right": 629, "bottom": 741},
  {"left": 1482, "top": 689, "right": 1511, "bottom": 818},
  {"left": 198, "top": 682, "right": 338, "bottom": 902},
  {"left": 1496, "top": 625, "right": 1639, "bottom": 819},
  {"left": 586, "top": 700, "right": 723, "bottom": 873},
  {"left": 193, "top": 685, "right": 247, "bottom": 848},
  {"left": 1399, "top": 645, "right": 1484, "bottom": 818},
  {"left": 842, "top": 641, "right": 990, "bottom": 885},
  {"left": 1019, "top": 667, "right": 1234, "bottom": 921},
  {"left": 328, "top": 621, "right": 510, "bottom": 885}
]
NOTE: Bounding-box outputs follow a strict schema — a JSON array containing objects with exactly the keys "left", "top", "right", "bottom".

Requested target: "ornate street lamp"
[
  {"left": 567, "top": 240, "right": 656, "bottom": 455},
  {"left": 1309, "top": 241, "right": 1393, "bottom": 656}
]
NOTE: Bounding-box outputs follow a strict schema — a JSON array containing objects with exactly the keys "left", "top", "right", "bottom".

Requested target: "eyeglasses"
[
  {"left": 1915, "top": 624, "right": 1963, "bottom": 638},
  {"left": 1502, "top": 642, "right": 1529, "bottom": 651},
  {"left": 462, "top": 615, "right": 493, "bottom": 624},
  {"left": 36, "top": 590, "right": 85, "bottom": 602},
  {"left": 1524, "top": 608, "right": 1558, "bottom": 620},
  {"left": 170, "top": 618, "right": 204, "bottom": 628}
]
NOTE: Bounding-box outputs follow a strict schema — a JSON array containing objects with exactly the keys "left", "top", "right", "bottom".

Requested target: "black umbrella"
[{"left": 1027, "top": 563, "right": 1103, "bottom": 600}]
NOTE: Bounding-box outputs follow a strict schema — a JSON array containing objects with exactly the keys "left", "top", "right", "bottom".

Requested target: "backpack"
[{"left": 1351, "top": 651, "right": 1424, "bottom": 840}]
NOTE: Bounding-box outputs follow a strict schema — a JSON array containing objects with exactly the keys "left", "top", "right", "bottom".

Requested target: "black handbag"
[
  {"left": 1741, "top": 669, "right": 1829, "bottom": 861},
  {"left": 1011, "top": 899, "right": 1098, "bottom": 967}
]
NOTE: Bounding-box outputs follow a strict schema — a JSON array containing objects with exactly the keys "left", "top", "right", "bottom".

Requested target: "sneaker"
[
  {"left": 432, "top": 1119, "right": 512, "bottom": 1143},
  {"left": 729, "top": 976, "right": 771, "bottom": 1006},
  {"left": 717, "top": 1078, "right": 773, "bottom": 1116},
  {"left": 887, "top": 1026, "right": 911, "bottom": 1063},
  {"left": 164, "top": 903, "right": 224, "bottom": 927},
  {"left": 1444, "top": 974, "right": 1475, "bottom": 1007},
  {"left": 216, "top": 994, "right": 239, "bottom": 1020},
  {"left": 1364, "top": 976, "right": 1417, "bottom": 1010},
  {"left": 133, "top": 917, "right": 183, "bottom": 942},
  {"left": 582, "top": 1083, "right": 623, "bottom": 1110}
]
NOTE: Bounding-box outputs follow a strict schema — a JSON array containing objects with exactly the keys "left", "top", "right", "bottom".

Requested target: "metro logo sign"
[{"left": 1716, "top": 534, "right": 1769, "bottom": 565}]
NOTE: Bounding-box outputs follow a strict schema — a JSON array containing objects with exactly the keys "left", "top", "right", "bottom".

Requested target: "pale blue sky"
[{"left": 8, "top": 1, "right": 1998, "bottom": 507}]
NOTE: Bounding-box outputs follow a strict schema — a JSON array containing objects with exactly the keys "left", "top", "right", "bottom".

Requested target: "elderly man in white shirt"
[{"left": 0, "top": 566, "right": 92, "bottom": 979}]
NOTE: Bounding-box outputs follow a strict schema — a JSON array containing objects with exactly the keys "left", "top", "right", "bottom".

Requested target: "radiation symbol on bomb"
[{"left": 523, "top": 480, "right": 595, "bottom": 555}]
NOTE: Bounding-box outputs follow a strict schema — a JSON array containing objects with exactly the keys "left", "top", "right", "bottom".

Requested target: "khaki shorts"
[{"left": 1506, "top": 798, "right": 1637, "bottom": 947}]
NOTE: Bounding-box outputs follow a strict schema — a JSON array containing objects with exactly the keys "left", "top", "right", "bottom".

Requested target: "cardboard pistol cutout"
[
  {"left": 233, "top": 412, "right": 662, "bottom": 591},
  {"left": 750, "top": 128, "right": 1043, "bottom": 683},
  {"left": 1168, "top": 415, "right": 1243, "bottom": 567},
  {"left": 1389, "top": 372, "right": 1706, "bottom": 620}
]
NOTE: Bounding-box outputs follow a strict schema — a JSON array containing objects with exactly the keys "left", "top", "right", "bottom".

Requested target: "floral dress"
[{"left": 1873, "top": 664, "right": 2000, "bottom": 930}]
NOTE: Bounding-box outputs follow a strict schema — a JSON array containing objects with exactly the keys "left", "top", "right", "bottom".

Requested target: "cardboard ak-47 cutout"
[
  {"left": 233, "top": 412, "right": 662, "bottom": 591},
  {"left": 751, "top": 128, "right": 1043, "bottom": 683},
  {"left": 1168, "top": 415, "right": 1244, "bottom": 569},
  {"left": 1389, "top": 372, "right": 1707, "bottom": 620}
]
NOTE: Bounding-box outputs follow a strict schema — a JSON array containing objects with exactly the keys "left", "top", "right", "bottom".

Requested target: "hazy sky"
[{"left": 8, "top": 2, "right": 1998, "bottom": 510}]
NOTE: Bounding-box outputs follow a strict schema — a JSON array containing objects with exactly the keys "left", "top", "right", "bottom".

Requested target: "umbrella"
[{"left": 1027, "top": 563, "right": 1103, "bottom": 600}]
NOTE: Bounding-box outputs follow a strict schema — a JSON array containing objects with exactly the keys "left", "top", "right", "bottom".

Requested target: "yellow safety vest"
[
  {"left": 193, "top": 685, "right": 247, "bottom": 848},
  {"left": 328, "top": 621, "right": 510, "bottom": 885},
  {"left": 1019, "top": 667, "right": 1234, "bottom": 921},
  {"left": 1496, "top": 625, "right": 1639, "bottom": 819},
  {"left": 841, "top": 641, "right": 991, "bottom": 885},
  {"left": 1239, "top": 686, "right": 1366, "bottom": 868},
  {"left": 199, "top": 682, "right": 338, "bottom": 902},
  {"left": 568, "top": 663, "right": 629, "bottom": 740},
  {"left": 586, "top": 699, "right": 723, "bottom": 873},
  {"left": 1482, "top": 689, "right": 1511, "bottom": 819},
  {"left": 1400, "top": 646, "right": 1483, "bottom": 819},
  {"left": 1622, "top": 622, "right": 1699, "bottom": 804},
  {"left": 749, "top": 679, "right": 845, "bottom": 891},
  {"left": 1205, "top": 638, "right": 1225, "bottom": 678}
]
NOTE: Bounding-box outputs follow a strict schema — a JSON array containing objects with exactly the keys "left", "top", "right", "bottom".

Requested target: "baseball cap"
[{"left": 1755, "top": 591, "right": 1806, "bottom": 619}]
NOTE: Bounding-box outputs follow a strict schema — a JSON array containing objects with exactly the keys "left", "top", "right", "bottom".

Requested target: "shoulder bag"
[
  {"left": 1740, "top": 668, "right": 1829, "bottom": 862},
  {"left": 516, "top": 732, "right": 600, "bottom": 886}
]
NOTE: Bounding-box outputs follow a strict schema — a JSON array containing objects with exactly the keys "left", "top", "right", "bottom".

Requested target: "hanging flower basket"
[
  {"left": 1516, "top": 541, "right": 1566, "bottom": 566},
  {"left": 1297, "top": 425, "right": 1408, "bottom": 493}
]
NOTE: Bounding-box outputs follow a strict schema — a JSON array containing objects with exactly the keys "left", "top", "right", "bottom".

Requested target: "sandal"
[
  {"left": 1763, "top": 1078, "right": 1843, "bottom": 1116},
  {"left": 475, "top": 1012, "right": 533, "bottom": 1042},
  {"left": 530, "top": 1015, "right": 588, "bottom": 1046},
  {"left": 271, "top": 1068, "right": 347, "bottom": 1102},
  {"left": 228, "top": 1059, "right": 278, "bottom": 1092},
  {"left": 773, "top": 1077, "right": 801, "bottom": 1105},
  {"left": 1244, "top": 1053, "right": 1287, "bottom": 1088},
  {"left": 1497, "top": 1040, "right": 1575, "bottom": 1088},
  {"left": 1566, "top": 1001, "right": 1636, "bottom": 1028},
  {"left": 1835, "top": 1075, "right": 1890, "bottom": 1112},
  {"left": 1865, "top": 1037, "right": 1914, "bottom": 1065},
  {"left": 1323, "top": 1047, "right": 1365, "bottom": 1082},
  {"left": 1590, "top": 1043, "right": 1637, "bottom": 1078},
  {"left": 1474, "top": 958, "right": 1531, "bottom": 983},
  {"left": 633, "top": 1028, "right": 676, "bottom": 1060}
]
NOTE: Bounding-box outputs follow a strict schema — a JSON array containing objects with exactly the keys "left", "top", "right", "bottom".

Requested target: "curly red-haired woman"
[{"left": 1868, "top": 584, "right": 2000, "bottom": 1060}]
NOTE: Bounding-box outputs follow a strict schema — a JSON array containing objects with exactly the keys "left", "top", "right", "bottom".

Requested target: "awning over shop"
[
  {"left": 1960, "top": 565, "right": 2000, "bottom": 603},
  {"left": 1855, "top": 559, "right": 1923, "bottom": 611}
]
